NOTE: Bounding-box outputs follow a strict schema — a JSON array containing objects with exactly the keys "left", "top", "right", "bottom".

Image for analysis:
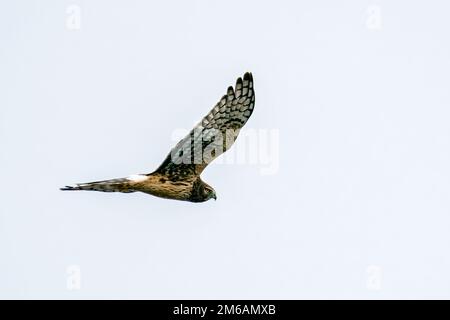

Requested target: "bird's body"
[
  {"left": 135, "top": 173, "right": 195, "bottom": 201},
  {"left": 61, "top": 72, "right": 255, "bottom": 202}
]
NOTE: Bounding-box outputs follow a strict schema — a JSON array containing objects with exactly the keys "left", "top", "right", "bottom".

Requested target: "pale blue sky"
[{"left": 1, "top": 0, "right": 449, "bottom": 299}]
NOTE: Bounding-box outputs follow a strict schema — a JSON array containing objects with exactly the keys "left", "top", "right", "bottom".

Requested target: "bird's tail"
[{"left": 60, "top": 177, "right": 137, "bottom": 193}]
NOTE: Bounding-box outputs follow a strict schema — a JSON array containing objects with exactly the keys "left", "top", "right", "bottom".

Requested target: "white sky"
[{"left": 1, "top": 0, "right": 449, "bottom": 299}]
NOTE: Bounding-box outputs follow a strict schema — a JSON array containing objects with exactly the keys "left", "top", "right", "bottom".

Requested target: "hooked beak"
[{"left": 212, "top": 193, "right": 217, "bottom": 200}]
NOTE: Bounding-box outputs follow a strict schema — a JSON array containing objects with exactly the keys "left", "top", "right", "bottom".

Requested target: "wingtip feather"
[{"left": 60, "top": 185, "right": 80, "bottom": 191}]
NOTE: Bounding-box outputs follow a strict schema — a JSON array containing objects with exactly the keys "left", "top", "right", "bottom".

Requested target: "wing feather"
[{"left": 154, "top": 72, "right": 255, "bottom": 180}]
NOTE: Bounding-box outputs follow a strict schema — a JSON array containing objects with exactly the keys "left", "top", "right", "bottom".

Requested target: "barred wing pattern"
[{"left": 154, "top": 72, "right": 255, "bottom": 181}]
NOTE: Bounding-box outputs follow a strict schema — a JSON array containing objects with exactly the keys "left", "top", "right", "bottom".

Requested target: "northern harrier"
[{"left": 61, "top": 72, "right": 255, "bottom": 202}]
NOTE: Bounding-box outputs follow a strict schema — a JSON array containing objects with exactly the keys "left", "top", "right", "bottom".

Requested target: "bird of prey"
[{"left": 61, "top": 72, "right": 255, "bottom": 202}]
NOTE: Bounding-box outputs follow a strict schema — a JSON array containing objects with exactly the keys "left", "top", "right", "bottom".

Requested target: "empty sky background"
[{"left": 1, "top": 0, "right": 449, "bottom": 299}]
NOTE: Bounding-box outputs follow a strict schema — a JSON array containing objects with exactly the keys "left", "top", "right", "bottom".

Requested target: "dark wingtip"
[
  {"left": 60, "top": 185, "right": 80, "bottom": 191},
  {"left": 244, "top": 72, "right": 253, "bottom": 81},
  {"left": 226, "top": 86, "right": 235, "bottom": 101}
]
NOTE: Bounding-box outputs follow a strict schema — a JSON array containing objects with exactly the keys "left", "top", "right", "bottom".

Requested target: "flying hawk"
[{"left": 61, "top": 72, "right": 255, "bottom": 202}]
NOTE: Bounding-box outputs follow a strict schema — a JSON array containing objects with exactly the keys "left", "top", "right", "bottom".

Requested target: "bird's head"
[
  {"left": 189, "top": 178, "right": 217, "bottom": 202},
  {"left": 202, "top": 183, "right": 217, "bottom": 201}
]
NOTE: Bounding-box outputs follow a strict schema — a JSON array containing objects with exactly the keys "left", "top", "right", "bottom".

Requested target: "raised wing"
[{"left": 153, "top": 72, "right": 255, "bottom": 181}]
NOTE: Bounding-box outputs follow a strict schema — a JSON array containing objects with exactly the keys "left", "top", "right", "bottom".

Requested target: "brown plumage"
[{"left": 61, "top": 72, "right": 255, "bottom": 202}]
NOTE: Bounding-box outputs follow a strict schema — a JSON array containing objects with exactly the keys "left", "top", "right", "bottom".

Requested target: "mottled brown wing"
[{"left": 153, "top": 72, "right": 255, "bottom": 181}]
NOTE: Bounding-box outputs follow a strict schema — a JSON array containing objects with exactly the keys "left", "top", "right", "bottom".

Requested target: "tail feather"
[{"left": 60, "top": 177, "right": 137, "bottom": 193}]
